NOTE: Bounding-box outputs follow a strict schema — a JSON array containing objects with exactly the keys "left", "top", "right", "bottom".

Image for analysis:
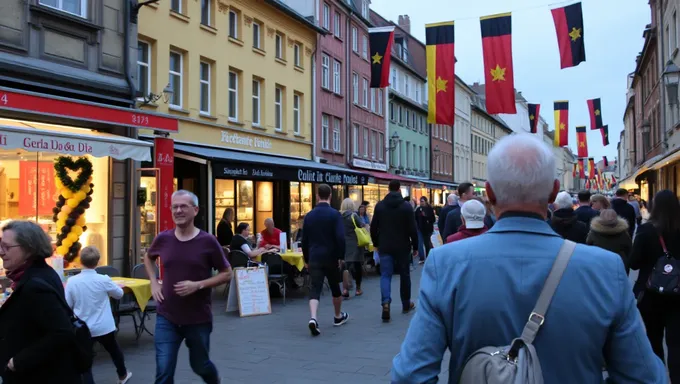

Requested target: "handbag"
[
  {"left": 646, "top": 235, "right": 680, "bottom": 295},
  {"left": 351, "top": 215, "right": 371, "bottom": 247}
]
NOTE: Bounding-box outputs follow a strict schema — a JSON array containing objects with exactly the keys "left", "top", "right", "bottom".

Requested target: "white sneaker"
[{"left": 118, "top": 371, "right": 132, "bottom": 384}]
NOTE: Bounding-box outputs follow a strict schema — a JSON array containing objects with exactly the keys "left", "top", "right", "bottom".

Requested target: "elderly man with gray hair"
[
  {"left": 392, "top": 133, "right": 666, "bottom": 383},
  {"left": 437, "top": 193, "right": 459, "bottom": 235},
  {"left": 548, "top": 191, "right": 588, "bottom": 244}
]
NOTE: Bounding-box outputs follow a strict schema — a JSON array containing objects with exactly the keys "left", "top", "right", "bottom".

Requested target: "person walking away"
[
  {"left": 549, "top": 191, "right": 588, "bottom": 244},
  {"left": 628, "top": 194, "right": 642, "bottom": 227},
  {"left": 144, "top": 190, "right": 232, "bottom": 384},
  {"left": 0, "top": 220, "right": 84, "bottom": 384},
  {"left": 629, "top": 189, "right": 680, "bottom": 383},
  {"left": 302, "top": 184, "right": 349, "bottom": 336},
  {"left": 66, "top": 246, "right": 132, "bottom": 384},
  {"left": 446, "top": 200, "right": 489, "bottom": 243},
  {"left": 215, "top": 207, "right": 234, "bottom": 246},
  {"left": 586, "top": 209, "right": 632, "bottom": 275},
  {"left": 611, "top": 188, "right": 636, "bottom": 238},
  {"left": 339, "top": 198, "right": 365, "bottom": 297},
  {"left": 590, "top": 193, "right": 611, "bottom": 212},
  {"left": 574, "top": 190, "right": 598, "bottom": 230},
  {"left": 370, "top": 180, "right": 418, "bottom": 322},
  {"left": 391, "top": 133, "right": 665, "bottom": 383},
  {"left": 442, "top": 183, "right": 475, "bottom": 241},
  {"left": 437, "top": 194, "right": 458, "bottom": 235},
  {"left": 415, "top": 196, "right": 436, "bottom": 263}
]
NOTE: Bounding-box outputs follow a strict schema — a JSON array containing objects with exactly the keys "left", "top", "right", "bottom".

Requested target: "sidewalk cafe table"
[
  {"left": 255, "top": 251, "right": 305, "bottom": 271},
  {"left": 111, "top": 277, "right": 152, "bottom": 311}
]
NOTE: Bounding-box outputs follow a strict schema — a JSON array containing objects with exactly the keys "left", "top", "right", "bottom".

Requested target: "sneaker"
[
  {"left": 308, "top": 318, "right": 321, "bottom": 336},
  {"left": 118, "top": 372, "right": 132, "bottom": 384},
  {"left": 418, "top": 260, "right": 425, "bottom": 265},
  {"left": 382, "top": 303, "right": 390, "bottom": 322},
  {"left": 403, "top": 302, "right": 416, "bottom": 314},
  {"left": 333, "top": 312, "right": 349, "bottom": 326}
]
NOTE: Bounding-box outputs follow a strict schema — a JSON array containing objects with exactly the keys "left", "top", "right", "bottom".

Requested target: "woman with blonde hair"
[
  {"left": 339, "top": 198, "right": 365, "bottom": 297},
  {"left": 590, "top": 194, "right": 610, "bottom": 211}
]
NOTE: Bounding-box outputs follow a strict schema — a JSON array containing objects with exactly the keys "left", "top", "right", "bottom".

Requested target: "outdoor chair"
[
  {"left": 97, "top": 266, "right": 142, "bottom": 338},
  {"left": 262, "top": 252, "right": 287, "bottom": 305},
  {"left": 228, "top": 250, "right": 250, "bottom": 268}
]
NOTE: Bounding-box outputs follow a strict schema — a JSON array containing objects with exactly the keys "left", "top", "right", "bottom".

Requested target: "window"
[
  {"left": 322, "top": 3, "right": 330, "bottom": 30},
  {"left": 370, "top": 89, "right": 375, "bottom": 112},
  {"left": 405, "top": 109, "right": 411, "bottom": 127},
  {"left": 228, "top": 71, "right": 238, "bottom": 121},
  {"left": 229, "top": 10, "right": 238, "bottom": 38},
  {"left": 322, "top": 114, "right": 330, "bottom": 150},
  {"left": 389, "top": 102, "right": 394, "bottom": 120},
  {"left": 333, "top": 119, "right": 341, "bottom": 151},
  {"left": 362, "top": 35, "right": 368, "bottom": 59},
  {"left": 406, "top": 142, "right": 410, "bottom": 168},
  {"left": 419, "top": 146, "right": 423, "bottom": 171},
  {"left": 391, "top": 68, "right": 398, "bottom": 89},
  {"left": 415, "top": 83, "right": 421, "bottom": 103},
  {"left": 362, "top": 78, "right": 368, "bottom": 107},
  {"left": 170, "top": 0, "right": 181, "bottom": 13},
  {"left": 361, "top": 0, "right": 368, "bottom": 18},
  {"left": 274, "top": 86, "right": 283, "bottom": 131},
  {"left": 40, "top": 0, "right": 87, "bottom": 18},
  {"left": 371, "top": 131, "right": 377, "bottom": 159},
  {"left": 352, "top": 27, "right": 358, "bottom": 52},
  {"left": 405, "top": 75, "right": 410, "bottom": 97},
  {"left": 674, "top": 12, "right": 678, "bottom": 52},
  {"left": 334, "top": 12, "right": 342, "bottom": 38},
  {"left": 363, "top": 128, "right": 369, "bottom": 157},
  {"left": 294, "top": 43, "right": 301, "bottom": 66},
  {"left": 168, "top": 51, "right": 183, "bottom": 108},
  {"left": 378, "top": 133, "right": 384, "bottom": 160},
  {"left": 321, "top": 54, "right": 330, "bottom": 89},
  {"left": 353, "top": 124, "right": 359, "bottom": 156},
  {"left": 136, "top": 41, "right": 151, "bottom": 99},
  {"left": 293, "top": 94, "right": 301, "bottom": 134},
  {"left": 253, "top": 22, "right": 261, "bottom": 49},
  {"left": 397, "top": 105, "right": 403, "bottom": 124},
  {"left": 201, "top": 0, "right": 211, "bottom": 25},
  {"left": 199, "top": 61, "right": 210, "bottom": 114},
  {"left": 252, "top": 79, "right": 261, "bottom": 126},
  {"left": 275, "top": 33, "right": 284, "bottom": 59},
  {"left": 352, "top": 73, "right": 359, "bottom": 104},
  {"left": 333, "top": 60, "right": 341, "bottom": 94}
]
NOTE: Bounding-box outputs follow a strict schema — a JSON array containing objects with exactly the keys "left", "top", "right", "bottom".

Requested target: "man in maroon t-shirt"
[{"left": 144, "top": 190, "right": 231, "bottom": 384}]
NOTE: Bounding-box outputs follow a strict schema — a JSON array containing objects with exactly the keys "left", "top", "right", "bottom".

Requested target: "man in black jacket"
[
  {"left": 437, "top": 194, "right": 458, "bottom": 235},
  {"left": 370, "top": 180, "right": 418, "bottom": 322},
  {"left": 574, "top": 190, "right": 598, "bottom": 230},
  {"left": 611, "top": 188, "right": 636, "bottom": 238},
  {"left": 415, "top": 196, "right": 436, "bottom": 263}
]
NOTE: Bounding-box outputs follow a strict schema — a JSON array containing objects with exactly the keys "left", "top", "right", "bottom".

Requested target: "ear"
[
  {"left": 485, "top": 182, "right": 496, "bottom": 205},
  {"left": 548, "top": 179, "right": 560, "bottom": 203}
]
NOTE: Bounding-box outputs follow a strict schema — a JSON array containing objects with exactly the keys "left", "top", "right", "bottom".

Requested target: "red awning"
[{"left": 364, "top": 171, "right": 415, "bottom": 183}]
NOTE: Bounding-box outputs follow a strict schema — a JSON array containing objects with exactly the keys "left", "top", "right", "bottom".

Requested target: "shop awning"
[
  {"left": 0, "top": 118, "right": 152, "bottom": 161},
  {"left": 364, "top": 170, "right": 415, "bottom": 183},
  {"left": 650, "top": 147, "right": 680, "bottom": 170},
  {"left": 616, "top": 174, "right": 639, "bottom": 190},
  {"left": 174, "top": 143, "right": 369, "bottom": 185}
]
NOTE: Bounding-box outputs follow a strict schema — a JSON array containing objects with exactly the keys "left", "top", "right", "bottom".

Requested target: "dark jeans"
[
  {"left": 419, "top": 231, "right": 433, "bottom": 261},
  {"left": 155, "top": 315, "right": 219, "bottom": 384},
  {"left": 379, "top": 253, "right": 411, "bottom": 309},
  {"left": 639, "top": 295, "right": 680, "bottom": 383},
  {"left": 82, "top": 331, "right": 127, "bottom": 384},
  {"left": 344, "top": 261, "right": 363, "bottom": 288}
]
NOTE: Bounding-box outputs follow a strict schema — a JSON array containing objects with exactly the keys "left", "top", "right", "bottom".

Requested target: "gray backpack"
[{"left": 458, "top": 240, "right": 576, "bottom": 384}]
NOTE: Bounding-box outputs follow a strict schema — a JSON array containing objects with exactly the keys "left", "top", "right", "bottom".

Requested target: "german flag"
[
  {"left": 528, "top": 103, "right": 540, "bottom": 134},
  {"left": 603, "top": 156, "right": 609, "bottom": 167},
  {"left": 600, "top": 125, "right": 609, "bottom": 146},
  {"left": 551, "top": 2, "right": 586, "bottom": 69},
  {"left": 588, "top": 157, "right": 595, "bottom": 179},
  {"left": 577, "top": 158, "right": 585, "bottom": 178},
  {"left": 587, "top": 98, "right": 603, "bottom": 129},
  {"left": 369, "top": 27, "right": 395, "bottom": 88},
  {"left": 553, "top": 101, "right": 569, "bottom": 147},
  {"left": 480, "top": 13, "right": 516, "bottom": 114},
  {"left": 585, "top": 179, "right": 590, "bottom": 190},
  {"left": 611, "top": 175, "right": 617, "bottom": 184},
  {"left": 426, "top": 21, "right": 455, "bottom": 125},
  {"left": 576, "top": 126, "right": 588, "bottom": 158}
]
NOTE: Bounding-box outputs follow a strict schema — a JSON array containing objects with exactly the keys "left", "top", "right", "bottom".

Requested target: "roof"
[
  {"left": 470, "top": 95, "right": 511, "bottom": 131},
  {"left": 264, "top": 0, "right": 328, "bottom": 35}
]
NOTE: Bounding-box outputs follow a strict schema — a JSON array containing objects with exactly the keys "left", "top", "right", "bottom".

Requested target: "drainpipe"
[
  {"left": 312, "top": 39, "right": 318, "bottom": 161},
  {"left": 346, "top": 8, "right": 353, "bottom": 168},
  {"left": 385, "top": 86, "right": 390, "bottom": 171},
  {"left": 124, "top": 0, "right": 137, "bottom": 276},
  {"left": 659, "top": 0, "right": 669, "bottom": 157}
]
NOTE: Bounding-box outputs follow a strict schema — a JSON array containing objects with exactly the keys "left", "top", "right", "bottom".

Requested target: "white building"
[{"left": 454, "top": 77, "right": 473, "bottom": 183}]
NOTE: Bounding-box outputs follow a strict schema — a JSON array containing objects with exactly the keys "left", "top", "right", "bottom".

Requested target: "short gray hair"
[
  {"left": 487, "top": 133, "right": 556, "bottom": 206},
  {"left": 2, "top": 220, "right": 53, "bottom": 259},
  {"left": 80, "top": 246, "right": 101, "bottom": 269},
  {"left": 553, "top": 191, "right": 573, "bottom": 210},
  {"left": 172, "top": 189, "right": 199, "bottom": 206},
  {"left": 447, "top": 194, "right": 458, "bottom": 205}
]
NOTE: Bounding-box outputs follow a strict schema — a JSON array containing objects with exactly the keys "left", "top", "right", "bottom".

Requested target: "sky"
[{"left": 370, "top": 0, "right": 651, "bottom": 161}]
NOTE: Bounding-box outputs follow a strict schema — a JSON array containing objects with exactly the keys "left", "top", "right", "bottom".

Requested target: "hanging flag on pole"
[
  {"left": 603, "top": 156, "right": 609, "bottom": 167},
  {"left": 588, "top": 157, "right": 596, "bottom": 179},
  {"left": 611, "top": 175, "right": 617, "bottom": 185},
  {"left": 572, "top": 162, "right": 578, "bottom": 177},
  {"left": 551, "top": 2, "right": 586, "bottom": 69},
  {"left": 528, "top": 103, "right": 540, "bottom": 133},
  {"left": 587, "top": 98, "right": 604, "bottom": 129},
  {"left": 576, "top": 126, "right": 588, "bottom": 158},
  {"left": 553, "top": 101, "right": 569, "bottom": 147},
  {"left": 578, "top": 158, "right": 585, "bottom": 178},
  {"left": 480, "top": 13, "right": 516, "bottom": 114},
  {"left": 585, "top": 179, "right": 590, "bottom": 190},
  {"left": 369, "top": 27, "right": 395, "bottom": 88},
  {"left": 426, "top": 21, "right": 456, "bottom": 125},
  {"left": 600, "top": 125, "right": 609, "bottom": 146}
]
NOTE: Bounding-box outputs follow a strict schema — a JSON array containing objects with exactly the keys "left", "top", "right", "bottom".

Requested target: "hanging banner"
[
  {"left": 154, "top": 137, "right": 174, "bottom": 279},
  {"left": 551, "top": 2, "right": 586, "bottom": 69},
  {"left": 576, "top": 126, "right": 588, "bottom": 158},
  {"left": 600, "top": 125, "right": 610, "bottom": 146},
  {"left": 18, "top": 161, "right": 56, "bottom": 216},
  {"left": 587, "top": 98, "right": 604, "bottom": 129},
  {"left": 426, "top": 21, "right": 456, "bottom": 125},
  {"left": 528, "top": 103, "right": 540, "bottom": 134},
  {"left": 369, "top": 26, "right": 395, "bottom": 88},
  {"left": 553, "top": 101, "right": 569, "bottom": 147},
  {"left": 480, "top": 13, "right": 516, "bottom": 114}
]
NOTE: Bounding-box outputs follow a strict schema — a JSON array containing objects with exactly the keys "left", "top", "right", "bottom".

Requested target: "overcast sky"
[{"left": 370, "top": 0, "right": 651, "bottom": 161}]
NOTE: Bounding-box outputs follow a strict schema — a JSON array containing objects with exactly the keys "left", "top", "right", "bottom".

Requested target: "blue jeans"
[
  {"left": 379, "top": 253, "right": 411, "bottom": 310},
  {"left": 155, "top": 315, "right": 220, "bottom": 384}
]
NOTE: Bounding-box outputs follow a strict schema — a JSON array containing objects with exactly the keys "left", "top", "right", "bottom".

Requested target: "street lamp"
[
  {"left": 138, "top": 83, "right": 174, "bottom": 106},
  {"left": 432, "top": 145, "right": 441, "bottom": 159},
  {"left": 664, "top": 61, "right": 680, "bottom": 105},
  {"left": 388, "top": 131, "right": 400, "bottom": 151}
]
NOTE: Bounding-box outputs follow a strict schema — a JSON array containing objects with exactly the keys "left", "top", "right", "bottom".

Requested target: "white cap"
[{"left": 461, "top": 200, "right": 486, "bottom": 229}]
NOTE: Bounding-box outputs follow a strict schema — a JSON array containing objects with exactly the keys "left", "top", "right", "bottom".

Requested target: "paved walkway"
[{"left": 90, "top": 264, "right": 450, "bottom": 383}]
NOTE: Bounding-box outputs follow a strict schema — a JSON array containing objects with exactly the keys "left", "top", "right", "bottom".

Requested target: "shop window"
[
  {"left": 237, "top": 180, "right": 254, "bottom": 231},
  {"left": 290, "top": 182, "right": 312, "bottom": 240},
  {"left": 331, "top": 185, "right": 345, "bottom": 210},
  {"left": 363, "top": 184, "right": 380, "bottom": 216},
  {"left": 40, "top": 0, "right": 87, "bottom": 18},
  {"left": 140, "top": 173, "right": 178, "bottom": 255},
  {"left": 217, "top": 180, "right": 273, "bottom": 236},
  {"left": 348, "top": 186, "right": 363, "bottom": 207},
  {"left": 214, "top": 179, "right": 235, "bottom": 234},
  {"left": 255, "top": 181, "right": 273, "bottom": 234}
]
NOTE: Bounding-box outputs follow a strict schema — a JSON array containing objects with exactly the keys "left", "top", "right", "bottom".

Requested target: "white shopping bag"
[
  {"left": 431, "top": 230, "right": 442, "bottom": 248},
  {"left": 373, "top": 249, "right": 380, "bottom": 265}
]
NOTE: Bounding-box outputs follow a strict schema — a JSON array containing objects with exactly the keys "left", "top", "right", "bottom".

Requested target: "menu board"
[{"left": 234, "top": 267, "right": 271, "bottom": 317}]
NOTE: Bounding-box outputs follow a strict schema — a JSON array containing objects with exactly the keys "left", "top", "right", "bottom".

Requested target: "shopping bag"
[{"left": 352, "top": 215, "right": 371, "bottom": 247}]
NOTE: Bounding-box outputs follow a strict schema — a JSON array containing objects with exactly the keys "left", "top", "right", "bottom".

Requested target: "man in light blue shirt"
[{"left": 392, "top": 133, "right": 666, "bottom": 383}]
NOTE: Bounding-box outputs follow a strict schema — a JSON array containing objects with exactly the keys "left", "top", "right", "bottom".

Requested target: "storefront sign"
[
  {"left": 18, "top": 161, "right": 56, "bottom": 216},
  {"left": 154, "top": 137, "right": 174, "bottom": 279},
  {"left": 220, "top": 131, "right": 273, "bottom": 149},
  {"left": 0, "top": 87, "right": 178, "bottom": 132},
  {"left": 214, "top": 163, "right": 368, "bottom": 185},
  {"left": 352, "top": 158, "right": 388, "bottom": 172}
]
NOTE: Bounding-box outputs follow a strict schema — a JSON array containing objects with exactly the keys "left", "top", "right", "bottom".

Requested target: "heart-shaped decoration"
[{"left": 54, "top": 156, "right": 93, "bottom": 192}]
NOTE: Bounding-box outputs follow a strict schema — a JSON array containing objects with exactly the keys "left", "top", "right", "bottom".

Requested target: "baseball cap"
[{"left": 461, "top": 200, "right": 486, "bottom": 229}]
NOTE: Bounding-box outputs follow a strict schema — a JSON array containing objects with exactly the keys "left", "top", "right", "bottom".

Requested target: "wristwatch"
[{"left": 198, "top": 283, "right": 205, "bottom": 290}]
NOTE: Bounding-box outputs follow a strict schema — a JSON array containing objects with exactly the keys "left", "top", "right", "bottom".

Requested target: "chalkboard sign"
[{"left": 234, "top": 267, "right": 271, "bottom": 317}]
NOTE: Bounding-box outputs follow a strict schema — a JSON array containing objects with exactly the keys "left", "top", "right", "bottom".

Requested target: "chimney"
[{"left": 398, "top": 14, "right": 410, "bottom": 34}]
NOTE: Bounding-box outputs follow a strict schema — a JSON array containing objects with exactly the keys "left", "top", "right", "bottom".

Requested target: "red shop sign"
[{"left": 154, "top": 137, "right": 174, "bottom": 279}]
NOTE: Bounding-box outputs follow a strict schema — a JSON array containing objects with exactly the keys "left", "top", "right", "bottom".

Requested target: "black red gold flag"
[
  {"left": 588, "top": 157, "right": 595, "bottom": 179},
  {"left": 551, "top": 2, "right": 586, "bottom": 69},
  {"left": 369, "top": 27, "right": 395, "bottom": 88},
  {"left": 587, "top": 98, "right": 604, "bottom": 129},
  {"left": 603, "top": 156, "right": 609, "bottom": 167},
  {"left": 528, "top": 103, "right": 540, "bottom": 133},
  {"left": 576, "top": 126, "right": 588, "bottom": 158},
  {"left": 572, "top": 163, "right": 577, "bottom": 178},
  {"left": 585, "top": 179, "right": 590, "bottom": 190},
  {"left": 553, "top": 101, "right": 569, "bottom": 147},
  {"left": 480, "top": 13, "right": 516, "bottom": 114},
  {"left": 600, "top": 125, "right": 609, "bottom": 146},
  {"left": 577, "top": 158, "right": 585, "bottom": 178},
  {"left": 426, "top": 21, "right": 455, "bottom": 125},
  {"left": 611, "top": 175, "right": 617, "bottom": 184}
]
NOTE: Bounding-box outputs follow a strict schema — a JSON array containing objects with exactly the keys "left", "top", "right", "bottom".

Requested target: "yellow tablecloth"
[
  {"left": 111, "top": 277, "right": 152, "bottom": 312},
  {"left": 256, "top": 252, "right": 305, "bottom": 271}
]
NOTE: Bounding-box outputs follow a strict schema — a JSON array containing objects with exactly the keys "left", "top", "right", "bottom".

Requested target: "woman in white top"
[{"left": 65, "top": 246, "right": 132, "bottom": 384}]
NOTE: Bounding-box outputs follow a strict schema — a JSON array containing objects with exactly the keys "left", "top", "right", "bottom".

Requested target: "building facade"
[
  {"left": 454, "top": 78, "right": 473, "bottom": 184},
  {"left": 470, "top": 97, "right": 510, "bottom": 194}
]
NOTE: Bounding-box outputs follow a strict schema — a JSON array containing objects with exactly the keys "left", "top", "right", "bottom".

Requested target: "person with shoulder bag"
[{"left": 340, "top": 199, "right": 368, "bottom": 297}]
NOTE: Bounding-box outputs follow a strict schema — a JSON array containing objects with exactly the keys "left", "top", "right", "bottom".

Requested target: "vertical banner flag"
[
  {"left": 369, "top": 26, "right": 395, "bottom": 88},
  {"left": 611, "top": 175, "right": 617, "bottom": 185},
  {"left": 480, "top": 13, "right": 516, "bottom": 114},
  {"left": 578, "top": 158, "right": 585, "bottom": 178},
  {"left": 155, "top": 137, "right": 175, "bottom": 279},
  {"left": 576, "top": 126, "right": 588, "bottom": 158},
  {"left": 551, "top": 2, "right": 586, "bottom": 69},
  {"left": 585, "top": 179, "right": 590, "bottom": 190},
  {"left": 587, "top": 98, "right": 604, "bottom": 129},
  {"left": 600, "top": 125, "right": 609, "bottom": 146},
  {"left": 603, "top": 156, "right": 609, "bottom": 167},
  {"left": 554, "top": 101, "right": 569, "bottom": 147},
  {"left": 528, "top": 103, "right": 540, "bottom": 133},
  {"left": 588, "top": 157, "right": 596, "bottom": 179},
  {"left": 426, "top": 21, "right": 456, "bottom": 125},
  {"left": 572, "top": 162, "right": 578, "bottom": 177}
]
